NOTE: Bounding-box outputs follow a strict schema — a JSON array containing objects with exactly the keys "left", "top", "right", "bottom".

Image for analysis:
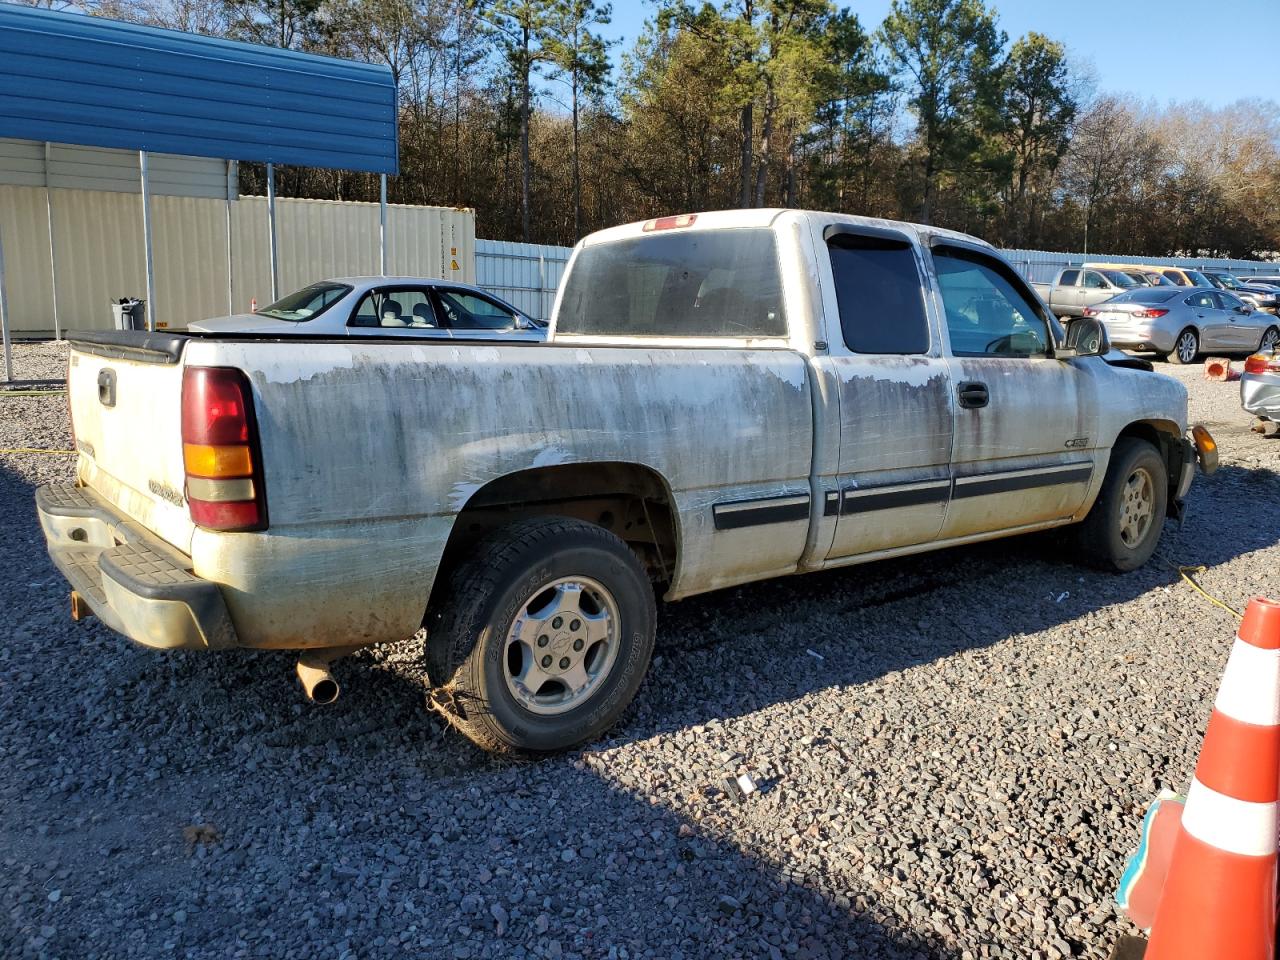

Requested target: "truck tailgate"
[{"left": 67, "top": 338, "right": 195, "bottom": 555}]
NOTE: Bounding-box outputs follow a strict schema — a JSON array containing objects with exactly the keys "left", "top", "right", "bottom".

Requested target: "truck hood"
[{"left": 187, "top": 313, "right": 311, "bottom": 334}]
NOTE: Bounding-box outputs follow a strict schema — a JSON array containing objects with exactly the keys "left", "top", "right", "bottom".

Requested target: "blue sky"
[{"left": 599, "top": 0, "right": 1279, "bottom": 108}]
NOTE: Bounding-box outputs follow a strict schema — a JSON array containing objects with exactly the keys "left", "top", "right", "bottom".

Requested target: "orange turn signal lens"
[
  {"left": 1191, "top": 424, "right": 1218, "bottom": 476},
  {"left": 183, "top": 442, "right": 253, "bottom": 478}
]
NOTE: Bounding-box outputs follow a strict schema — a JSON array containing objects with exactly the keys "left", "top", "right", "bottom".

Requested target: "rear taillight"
[
  {"left": 1245, "top": 354, "right": 1280, "bottom": 375},
  {"left": 1133, "top": 309, "right": 1169, "bottom": 319},
  {"left": 1082, "top": 307, "right": 1097, "bottom": 317},
  {"left": 181, "top": 367, "right": 267, "bottom": 531}
]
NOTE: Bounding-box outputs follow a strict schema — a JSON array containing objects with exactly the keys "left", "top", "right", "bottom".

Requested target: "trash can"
[{"left": 111, "top": 298, "right": 147, "bottom": 331}]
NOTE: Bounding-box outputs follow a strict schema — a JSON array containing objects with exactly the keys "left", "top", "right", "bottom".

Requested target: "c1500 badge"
[
  {"left": 1064, "top": 437, "right": 1089, "bottom": 449},
  {"left": 148, "top": 479, "right": 185, "bottom": 507}
]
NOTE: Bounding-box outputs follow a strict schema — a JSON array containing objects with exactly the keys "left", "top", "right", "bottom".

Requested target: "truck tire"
[
  {"left": 1074, "top": 438, "right": 1168, "bottom": 572},
  {"left": 425, "top": 517, "right": 656, "bottom": 754}
]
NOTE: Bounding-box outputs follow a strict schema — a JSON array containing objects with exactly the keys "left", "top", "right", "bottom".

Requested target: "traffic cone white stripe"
[
  {"left": 1180, "top": 777, "right": 1279, "bottom": 857},
  {"left": 1215, "top": 638, "right": 1280, "bottom": 725}
]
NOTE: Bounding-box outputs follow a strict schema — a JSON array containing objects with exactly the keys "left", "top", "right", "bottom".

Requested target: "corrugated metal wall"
[
  {"left": 0, "top": 186, "right": 475, "bottom": 334},
  {"left": 476, "top": 239, "right": 570, "bottom": 320},
  {"left": 0, "top": 138, "right": 233, "bottom": 197},
  {"left": 478, "top": 239, "right": 1280, "bottom": 317}
]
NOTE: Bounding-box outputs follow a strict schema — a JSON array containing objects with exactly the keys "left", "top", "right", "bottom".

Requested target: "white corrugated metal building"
[{"left": 0, "top": 138, "right": 476, "bottom": 336}]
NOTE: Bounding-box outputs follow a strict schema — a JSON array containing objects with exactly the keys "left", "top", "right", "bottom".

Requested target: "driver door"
[{"left": 932, "top": 242, "right": 1099, "bottom": 540}]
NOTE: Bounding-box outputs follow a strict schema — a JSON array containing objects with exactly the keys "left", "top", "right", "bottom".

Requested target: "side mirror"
[
  {"left": 1057, "top": 317, "right": 1108, "bottom": 359},
  {"left": 514, "top": 315, "right": 533, "bottom": 330},
  {"left": 1236, "top": 304, "right": 1252, "bottom": 314}
]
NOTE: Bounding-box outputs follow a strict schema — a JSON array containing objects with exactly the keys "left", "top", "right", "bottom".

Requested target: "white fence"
[{"left": 1003, "top": 248, "right": 1278, "bottom": 284}]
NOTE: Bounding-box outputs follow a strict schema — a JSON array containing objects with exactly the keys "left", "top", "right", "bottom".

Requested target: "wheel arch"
[{"left": 425, "top": 461, "right": 681, "bottom": 623}]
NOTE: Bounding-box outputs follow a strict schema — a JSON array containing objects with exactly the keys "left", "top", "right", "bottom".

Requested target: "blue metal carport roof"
[{"left": 0, "top": 2, "right": 398, "bottom": 174}]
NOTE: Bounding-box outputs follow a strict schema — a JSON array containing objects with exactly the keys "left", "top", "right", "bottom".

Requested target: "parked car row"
[{"left": 1032, "top": 261, "right": 1280, "bottom": 364}]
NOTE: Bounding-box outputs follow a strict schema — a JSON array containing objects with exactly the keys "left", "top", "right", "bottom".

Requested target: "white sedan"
[{"left": 188, "top": 277, "right": 547, "bottom": 341}]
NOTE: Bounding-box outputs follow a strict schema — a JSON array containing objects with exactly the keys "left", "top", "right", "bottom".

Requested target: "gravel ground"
[{"left": 1, "top": 342, "right": 1277, "bottom": 960}]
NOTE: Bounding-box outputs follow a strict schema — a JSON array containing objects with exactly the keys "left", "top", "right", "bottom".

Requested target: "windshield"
[
  {"left": 1184, "top": 271, "right": 1212, "bottom": 287},
  {"left": 1215, "top": 274, "right": 1244, "bottom": 288},
  {"left": 1123, "top": 272, "right": 1151, "bottom": 285},
  {"left": 1112, "top": 289, "right": 1180, "bottom": 304},
  {"left": 1101, "top": 270, "right": 1138, "bottom": 287},
  {"left": 258, "top": 282, "right": 352, "bottom": 321}
]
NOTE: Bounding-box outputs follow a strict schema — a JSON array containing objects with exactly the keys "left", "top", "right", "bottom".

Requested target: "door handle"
[{"left": 957, "top": 381, "right": 989, "bottom": 409}]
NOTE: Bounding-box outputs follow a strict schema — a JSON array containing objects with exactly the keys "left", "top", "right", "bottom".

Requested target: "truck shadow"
[{"left": 4, "top": 452, "right": 1277, "bottom": 958}]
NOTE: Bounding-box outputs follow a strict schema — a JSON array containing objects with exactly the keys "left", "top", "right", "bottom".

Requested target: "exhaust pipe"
[{"left": 296, "top": 652, "right": 341, "bottom": 704}]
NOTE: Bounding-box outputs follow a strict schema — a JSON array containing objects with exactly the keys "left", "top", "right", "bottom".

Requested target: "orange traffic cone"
[{"left": 1144, "top": 596, "right": 1280, "bottom": 960}]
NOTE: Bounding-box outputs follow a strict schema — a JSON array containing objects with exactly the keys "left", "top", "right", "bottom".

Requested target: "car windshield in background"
[
  {"left": 1111, "top": 289, "right": 1180, "bottom": 304},
  {"left": 1184, "top": 271, "right": 1212, "bottom": 287},
  {"left": 258, "top": 282, "right": 352, "bottom": 321},
  {"left": 1101, "top": 270, "right": 1139, "bottom": 287},
  {"left": 557, "top": 228, "right": 786, "bottom": 338}
]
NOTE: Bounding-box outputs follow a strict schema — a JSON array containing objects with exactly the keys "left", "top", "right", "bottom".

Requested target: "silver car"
[
  {"left": 188, "top": 278, "right": 547, "bottom": 340},
  {"left": 1242, "top": 352, "right": 1280, "bottom": 427},
  {"left": 1086, "top": 287, "right": 1280, "bottom": 364},
  {"left": 1201, "top": 272, "right": 1280, "bottom": 314}
]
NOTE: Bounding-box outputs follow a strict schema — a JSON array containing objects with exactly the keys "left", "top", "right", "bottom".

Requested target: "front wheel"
[
  {"left": 1259, "top": 325, "right": 1280, "bottom": 353},
  {"left": 1167, "top": 328, "right": 1198, "bottom": 365},
  {"left": 1073, "top": 438, "right": 1168, "bottom": 572},
  {"left": 425, "top": 517, "right": 656, "bottom": 754}
]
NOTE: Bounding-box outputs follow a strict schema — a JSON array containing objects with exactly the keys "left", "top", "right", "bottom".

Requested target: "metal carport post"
[
  {"left": 0, "top": 222, "right": 12, "bottom": 382},
  {"left": 139, "top": 150, "right": 157, "bottom": 331}
]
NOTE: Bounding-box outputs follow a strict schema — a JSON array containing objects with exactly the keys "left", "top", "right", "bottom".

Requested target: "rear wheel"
[
  {"left": 1167, "top": 328, "right": 1198, "bottom": 365},
  {"left": 1074, "top": 438, "right": 1168, "bottom": 571},
  {"left": 425, "top": 517, "right": 656, "bottom": 754},
  {"left": 1259, "top": 325, "right": 1280, "bottom": 353}
]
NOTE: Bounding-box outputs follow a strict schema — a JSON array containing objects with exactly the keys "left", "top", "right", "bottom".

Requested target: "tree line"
[{"left": 28, "top": 0, "right": 1280, "bottom": 258}]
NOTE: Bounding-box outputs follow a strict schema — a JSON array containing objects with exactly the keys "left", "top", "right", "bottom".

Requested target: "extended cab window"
[
  {"left": 826, "top": 232, "right": 929, "bottom": 354},
  {"left": 933, "top": 247, "right": 1051, "bottom": 358},
  {"left": 1059, "top": 269, "right": 1079, "bottom": 286},
  {"left": 557, "top": 228, "right": 785, "bottom": 338}
]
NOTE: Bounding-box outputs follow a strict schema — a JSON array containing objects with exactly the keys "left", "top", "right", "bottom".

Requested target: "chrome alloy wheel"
[
  {"left": 1261, "top": 327, "right": 1280, "bottom": 353},
  {"left": 503, "top": 576, "right": 620, "bottom": 716},
  {"left": 1119, "top": 466, "right": 1155, "bottom": 548},
  {"left": 1176, "top": 331, "right": 1197, "bottom": 363}
]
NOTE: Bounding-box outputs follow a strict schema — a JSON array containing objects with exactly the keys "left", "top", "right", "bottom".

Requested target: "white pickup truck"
[{"left": 38, "top": 209, "right": 1215, "bottom": 753}]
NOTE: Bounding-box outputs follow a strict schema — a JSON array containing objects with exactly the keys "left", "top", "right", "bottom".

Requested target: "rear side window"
[
  {"left": 826, "top": 233, "right": 929, "bottom": 354},
  {"left": 557, "top": 229, "right": 785, "bottom": 338},
  {"left": 1163, "top": 270, "right": 1188, "bottom": 285},
  {"left": 350, "top": 288, "right": 437, "bottom": 328}
]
